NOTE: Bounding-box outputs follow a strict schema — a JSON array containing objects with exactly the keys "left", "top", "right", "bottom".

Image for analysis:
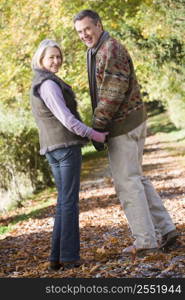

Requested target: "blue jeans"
[{"left": 45, "top": 145, "right": 82, "bottom": 262}]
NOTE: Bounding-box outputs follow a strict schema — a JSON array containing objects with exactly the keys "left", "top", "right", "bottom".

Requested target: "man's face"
[{"left": 74, "top": 16, "right": 103, "bottom": 48}]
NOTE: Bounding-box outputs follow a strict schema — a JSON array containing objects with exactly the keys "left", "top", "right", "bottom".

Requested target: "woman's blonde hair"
[{"left": 31, "top": 39, "right": 63, "bottom": 70}]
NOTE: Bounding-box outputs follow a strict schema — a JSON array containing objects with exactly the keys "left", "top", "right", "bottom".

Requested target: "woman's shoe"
[
  {"left": 48, "top": 261, "right": 62, "bottom": 271},
  {"left": 61, "top": 259, "right": 84, "bottom": 270}
]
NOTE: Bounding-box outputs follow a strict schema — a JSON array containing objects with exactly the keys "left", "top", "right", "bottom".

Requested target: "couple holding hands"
[{"left": 30, "top": 10, "right": 178, "bottom": 271}]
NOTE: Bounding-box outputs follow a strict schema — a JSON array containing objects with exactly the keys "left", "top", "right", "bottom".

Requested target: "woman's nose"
[{"left": 54, "top": 57, "right": 58, "bottom": 64}]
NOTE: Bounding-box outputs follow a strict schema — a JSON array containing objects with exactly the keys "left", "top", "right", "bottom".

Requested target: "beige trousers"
[{"left": 108, "top": 121, "right": 176, "bottom": 248}]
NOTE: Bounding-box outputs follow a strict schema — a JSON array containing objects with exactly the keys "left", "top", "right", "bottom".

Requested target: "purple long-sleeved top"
[{"left": 38, "top": 80, "right": 92, "bottom": 138}]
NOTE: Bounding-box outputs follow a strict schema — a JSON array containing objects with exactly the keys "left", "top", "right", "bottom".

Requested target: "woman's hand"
[{"left": 90, "top": 129, "right": 109, "bottom": 143}]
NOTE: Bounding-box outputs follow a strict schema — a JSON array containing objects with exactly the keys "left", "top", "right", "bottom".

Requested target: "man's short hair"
[{"left": 73, "top": 9, "right": 102, "bottom": 26}]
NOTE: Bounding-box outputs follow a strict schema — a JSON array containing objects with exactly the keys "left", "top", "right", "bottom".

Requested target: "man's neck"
[{"left": 91, "top": 31, "right": 104, "bottom": 49}]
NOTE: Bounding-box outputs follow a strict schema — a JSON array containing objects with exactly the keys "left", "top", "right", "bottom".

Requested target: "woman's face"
[{"left": 41, "top": 46, "right": 62, "bottom": 73}]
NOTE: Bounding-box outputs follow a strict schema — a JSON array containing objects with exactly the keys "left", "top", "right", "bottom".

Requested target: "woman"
[{"left": 30, "top": 39, "right": 108, "bottom": 271}]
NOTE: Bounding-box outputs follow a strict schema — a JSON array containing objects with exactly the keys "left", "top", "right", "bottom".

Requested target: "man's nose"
[{"left": 81, "top": 30, "right": 87, "bottom": 39}]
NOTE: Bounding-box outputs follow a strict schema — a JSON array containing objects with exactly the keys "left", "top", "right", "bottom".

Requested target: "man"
[{"left": 74, "top": 9, "right": 178, "bottom": 255}]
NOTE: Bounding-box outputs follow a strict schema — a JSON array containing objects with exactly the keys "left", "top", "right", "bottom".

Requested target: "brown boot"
[
  {"left": 122, "top": 245, "right": 159, "bottom": 257},
  {"left": 160, "top": 230, "right": 179, "bottom": 248}
]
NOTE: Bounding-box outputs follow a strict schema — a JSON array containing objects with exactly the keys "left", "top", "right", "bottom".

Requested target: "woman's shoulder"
[{"left": 41, "top": 79, "right": 58, "bottom": 88}]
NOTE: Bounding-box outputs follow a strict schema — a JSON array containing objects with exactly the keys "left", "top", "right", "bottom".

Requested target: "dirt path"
[
  {"left": 81, "top": 133, "right": 185, "bottom": 227},
  {"left": 0, "top": 134, "right": 185, "bottom": 278}
]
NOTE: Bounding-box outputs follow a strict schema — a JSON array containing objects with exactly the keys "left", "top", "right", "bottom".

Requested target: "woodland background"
[
  {"left": 0, "top": 0, "right": 185, "bottom": 281},
  {"left": 0, "top": 0, "right": 185, "bottom": 209}
]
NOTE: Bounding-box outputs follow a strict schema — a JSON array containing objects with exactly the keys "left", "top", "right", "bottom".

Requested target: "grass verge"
[{"left": 0, "top": 189, "right": 55, "bottom": 236}]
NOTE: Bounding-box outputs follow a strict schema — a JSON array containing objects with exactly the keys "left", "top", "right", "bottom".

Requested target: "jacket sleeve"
[{"left": 93, "top": 42, "right": 131, "bottom": 130}]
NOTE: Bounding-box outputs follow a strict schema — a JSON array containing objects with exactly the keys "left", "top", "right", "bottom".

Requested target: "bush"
[
  {"left": 0, "top": 110, "right": 53, "bottom": 210},
  {"left": 168, "top": 96, "right": 185, "bottom": 129}
]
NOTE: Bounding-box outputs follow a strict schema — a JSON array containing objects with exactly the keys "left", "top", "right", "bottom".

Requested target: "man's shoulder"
[{"left": 99, "top": 36, "right": 128, "bottom": 55}]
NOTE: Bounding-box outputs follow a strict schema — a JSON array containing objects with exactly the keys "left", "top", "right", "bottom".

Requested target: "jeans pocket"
[
  {"left": 45, "top": 148, "right": 73, "bottom": 164},
  {"left": 53, "top": 148, "right": 73, "bottom": 162}
]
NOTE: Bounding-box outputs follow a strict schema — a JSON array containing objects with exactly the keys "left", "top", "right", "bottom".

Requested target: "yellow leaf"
[
  {"left": 89, "top": 264, "right": 100, "bottom": 274},
  {"left": 96, "top": 247, "right": 106, "bottom": 254},
  {"left": 109, "top": 237, "right": 118, "bottom": 244}
]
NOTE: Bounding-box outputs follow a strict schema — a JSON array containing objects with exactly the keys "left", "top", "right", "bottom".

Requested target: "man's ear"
[{"left": 97, "top": 20, "right": 103, "bottom": 31}]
